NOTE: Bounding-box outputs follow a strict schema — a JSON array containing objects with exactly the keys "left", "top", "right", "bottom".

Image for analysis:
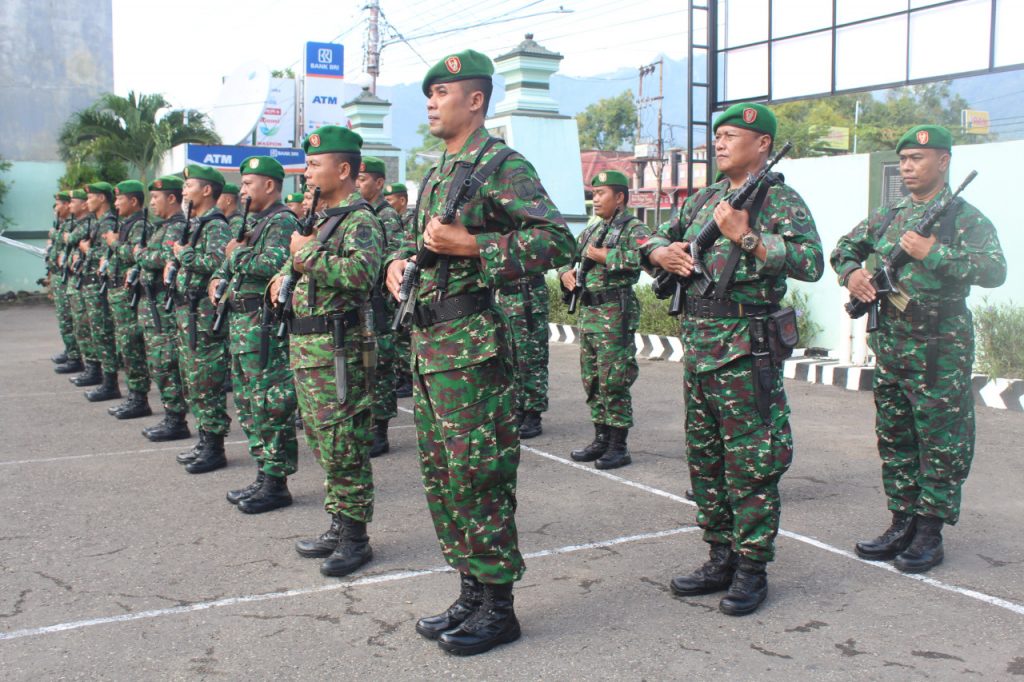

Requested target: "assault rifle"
[
  {"left": 163, "top": 203, "right": 193, "bottom": 312},
  {"left": 211, "top": 195, "right": 252, "bottom": 335},
  {"left": 275, "top": 186, "right": 320, "bottom": 339},
  {"left": 126, "top": 208, "right": 149, "bottom": 310}
]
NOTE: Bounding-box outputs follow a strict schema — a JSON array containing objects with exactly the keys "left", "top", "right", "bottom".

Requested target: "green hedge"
[{"left": 973, "top": 299, "right": 1024, "bottom": 380}]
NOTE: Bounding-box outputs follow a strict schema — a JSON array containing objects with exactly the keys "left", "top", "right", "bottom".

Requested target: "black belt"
[
  {"left": 413, "top": 290, "right": 491, "bottom": 328},
  {"left": 882, "top": 298, "right": 967, "bottom": 325},
  {"left": 289, "top": 309, "right": 360, "bottom": 335},
  {"left": 498, "top": 274, "right": 545, "bottom": 295},
  {"left": 228, "top": 296, "right": 262, "bottom": 313},
  {"left": 580, "top": 287, "right": 630, "bottom": 307},
  {"left": 685, "top": 296, "right": 779, "bottom": 319},
  {"left": 80, "top": 274, "right": 101, "bottom": 285},
  {"left": 173, "top": 290, "right": 203, "bottom": 308}
]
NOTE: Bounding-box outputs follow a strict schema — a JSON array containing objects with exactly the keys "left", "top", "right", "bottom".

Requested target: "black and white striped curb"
[{"left": 547, "top": 323, "right": 1023, "bottom": 412}]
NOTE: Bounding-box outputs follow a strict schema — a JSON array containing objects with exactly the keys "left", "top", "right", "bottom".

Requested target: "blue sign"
[
  {"left": 305, "top": 42, "right": 344, "bottom": 79},
  {"left": 186, "top": 145, "right": 306, "bottom": 174}
]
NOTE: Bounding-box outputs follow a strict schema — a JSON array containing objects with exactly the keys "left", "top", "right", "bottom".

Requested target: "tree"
[
  {"left": 405, "top": 123, "right": 444, "bottom": 183},
  {"left": 58, "top": 91, "right": 221, "bottom": 184},
  {"left": 0, "top": 154, "right": 11, "bottom": 229},
  {"left": 271, "top": 67, "right": 296, "bottom": 79},
  {"left": 576, "top": 90, "right": 637, "bottom": 151}
]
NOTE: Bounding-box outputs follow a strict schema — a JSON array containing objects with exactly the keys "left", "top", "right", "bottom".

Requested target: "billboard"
[
  {"left": 303, "top": 41, "right": 347, "bottom": 135},
  {"left": 255, "top": 78, "right": 296, "bottom": 148},
  {"left": 186, "top": 144, "right": 305, "bottom": 175}
]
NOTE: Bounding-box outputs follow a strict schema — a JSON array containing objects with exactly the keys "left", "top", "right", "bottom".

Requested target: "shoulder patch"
[{"left": 513, "top": 176, "right": 538, "bottom": 201}]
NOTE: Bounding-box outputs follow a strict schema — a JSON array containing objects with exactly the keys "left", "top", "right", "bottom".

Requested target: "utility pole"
[
  {"left": 636, "top": 59, "right": 665, "bottom": 225},
  {"left": 366, "top": 0, "right": 381, "bottom": 94}
]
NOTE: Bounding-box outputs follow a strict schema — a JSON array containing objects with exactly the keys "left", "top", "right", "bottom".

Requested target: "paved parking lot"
[{"left": 2, "top": 303, "right": 1022, "bottom": 679}]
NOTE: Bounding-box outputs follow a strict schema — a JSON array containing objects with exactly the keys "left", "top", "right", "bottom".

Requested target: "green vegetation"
[
  {"left": 575, "top": 90, "right": 637, "bottom": 151},
  {"left": 973, "top": 300, "right": 1024, "bottom": 380},
  {"left": 781, "top": 288, "right": 823, "bottom": 347}
]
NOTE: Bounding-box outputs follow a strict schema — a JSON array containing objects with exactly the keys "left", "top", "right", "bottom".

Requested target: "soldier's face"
[
  {"left": 85, "top": 193, "right": 101, "bottom": 213},
  {"left": 356, "top": 173, "right": 384, "bottom": 201},
  {"left": 217, "top": 194, "right": 237, "bottom": 215},
  {"left": 592, "top": 186, "right": 624, "bottom": 219},
  {"left": 385, "top": 193, "right": 407, "bottom": 213},
  {"left": 57, "top": 203, "right": 70, "bottom": 219},
  {"left": 183, "top": 178, "right": 209, "bottom": 207},
  {"left": 70, "top": 198, "right": 87, "bottom": 217},
  {"left": 899, "top": 148, "right": 949, "bottom": 195},
  {"left": 114, "top": 193, "right": 132, "bottom": 217},
  {"left": 715, "top": 125, "right": 771, "bottom": 176},
  {"left": 426, "top": 82, "right": 481, "bottom": 140}
]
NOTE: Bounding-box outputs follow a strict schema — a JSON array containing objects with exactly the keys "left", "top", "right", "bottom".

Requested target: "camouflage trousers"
[
  {"left": 371, "top": 330, "right": 397, "bottom": 422},
  {"left": 872, "top": 324, "right": 975, "bottom": 525},
  {"left": 580, "top": 331, "right": 638, "bottom": 428},
  {"left": 685, "top": 355, "right": 793, "bottom": 563},
  {"left": 174, "top": 302, "right": 229, "bottom": 435},
  {"left": 138, "top": 285, "right": 185, "bottom": 414},
  {"left": 293, "top": 348, "right": 374, "bottom": 521},
  {"left": 82, "top": 282, "right": 118, "bottom": 374},
  {"left": 414, "top": 357, "right": 524, "bottom": 584},
  {"left": 52, "top": 279, "right": 80, "bottom": 360},
  {"left": 67, "top": 282, "right": 95, "bottom": 362},
  {"left": 232, "top": 347, "right": 298, "bottom": 479},
  {"left": 394, "top": 326, "right": 411, "bottom": 384},
  {"left": 505, "top": 282, "right": 550, "bottom": 413},
  {"left": 107, "top": 287, "right": 150, "bottom": 393}
]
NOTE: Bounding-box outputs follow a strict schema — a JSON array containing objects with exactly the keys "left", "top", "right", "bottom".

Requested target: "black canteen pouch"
[{"left": 766, "top": 307, "right": 799, "bottom": 364}]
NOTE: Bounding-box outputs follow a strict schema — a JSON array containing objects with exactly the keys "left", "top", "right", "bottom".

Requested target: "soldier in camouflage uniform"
[
  {"left": 385, "top": 50, "right": 574, "bottom": 656},
  {"left": 78, "top": 183, "right": 123, "bottom": 402},
  {"left": 64, "top": 190, "right": 102, "bottom": 386},
  {"left": 271, "top": 126, "right": 384, "bottom": 577},
  {"left": 643, "top": 103, "right": 823, "bottom": 616},
  {"left": 285, "top": 191, "right": 306, "bottom": 218},
  {"left": 137, "top": 177, "right": 191, "bottom": 443},
  {"left": 210, "top": 156, "right": 299, "bottom": 514},
  {"left": 383, "top": 182, "right": 414, "bottom": 398},
  {"left": 217, "top": 182, "right": 241, "bottom": 227},
  {"left": 171, "top": 165, "right": 232, "bottom": 473},
  {"left": 498, "top": 266, "right": 550, "bottom": 440},
  {"left": 356, "top": 156, "right": 403, "bottom": 457},
  {"left": 832, "top": 125, "right": 1006, "bottom": 574},
  {"left": 49, "top": 192, "right": 84, "bottom": 373},
  {"left": 100, "top": 180, "right": 153, "bottom": 419},
  {"left": 559, "top": 171, "right": 648, "bottom": 469}
]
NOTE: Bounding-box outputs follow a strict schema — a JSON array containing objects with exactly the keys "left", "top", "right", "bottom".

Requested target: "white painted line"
[
  {"left": 0, "top": 526, "right": 698, "bottom": 642},
  {"left": 0, "top": 441, "right": 249, "bottom": 466}
]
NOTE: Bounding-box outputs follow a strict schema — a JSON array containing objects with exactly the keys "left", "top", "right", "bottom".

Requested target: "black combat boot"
[
  {"left": 855, "top": 511, "right": 917, "bottom": 560},
  {"left": 85, "top": 372, "right": 121, "bottom": 402},
  {"left": 719, "top": 558, "right": 768, "bottom": 616},
  {"left": 684, "top": 489, "right": 695, "bottom": 501},
  {"left": 108, "top": 396, "right": 131, "bottom": 416},
  {"left": 595, "top": 427, "right": 632, "bottom": 470},
  {"left": 369, "top": 419, "right": 390, "bottom": 458},
  {"left": 570, "top": 424, "right": 610, "bottom": 462},
  {"left": 185, "top": 431, "right": 227, "bottom": 474},
  {"left": 238, "top": 475, "right": 292, "bottom": 514},
  {"left": 894, "top": 515, "right": 944, "bottom": 573},
  {"left": 51, "top": 350, "right": 69, "bottom": 364},
  {"left": 226, "top": 469, "right": 266, "bottom": 505},
  {"left": 670, "top": 542, "right": 738, "bottom": 596},
  {"left": 520, "top": 411, "right": 542, "bottom": 439},
  {"left": 320, "top": 517, "right": 373, "bottom": 577},
  {"left": 70, "top": 361, "right": 102, "bottom": 387},
  {"left": 143, "top": 411, "right": 191, "bottom": 443},
  {"left": 437, "top": 582, "right": 521, "bottom": 656},
  {"left": 395, "top": 373, "right": 413, "bottom": 398},
  {"left": 54, "top": 358, "right": 84, "bottom": 374},
  {"left": 416, "top": 573, "right": 483, "bottom": 640},
  {"left": 175, "top": 431, "right": 205, "bottom": 463},
  {"left": 295, "top": 514, "right": 344, "bottom": 558},
  {"left": 113, "top": 391, "right": 151, "bottom": 419}
]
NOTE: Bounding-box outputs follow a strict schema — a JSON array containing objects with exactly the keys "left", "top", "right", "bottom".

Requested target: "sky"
[{"left": 112, "top": 0, "right": 690, "bottom": 113}]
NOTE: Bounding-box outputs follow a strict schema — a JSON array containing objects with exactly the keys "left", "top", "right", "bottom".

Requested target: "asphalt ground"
[{"left": 1, "top": 303, "right": 1023, "bottom": 680}]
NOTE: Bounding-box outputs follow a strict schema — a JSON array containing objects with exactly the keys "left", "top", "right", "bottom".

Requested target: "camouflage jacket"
[
  {"left": 558, "top": 209, "right": 650, "bottom": 333},
  {"left": 135, "top": 213, "right": 187, "bottom": 281},
  {"left": 400, "top": 207, "right": 416, "bottom": 231},
  {"left": 213, "top": 202, "right": 298, "bottom": 300},
  {"left": 830, "top": 186, "right": 1006, "bottom": 307},
  {"left": 372, "top": 197, "right": 405, "bottom": 255},
  {"left": 283, "top": 191, "right": 385, "bottom": 370},
  {"left": 107, "top": 210, "right": 148, "bottom": 283},
  {"left": 226, "top": 211, "right": 244, "bottom": 238},
  {"left": 176, "top": 207, "right": 231, "bottom": 300},
  {"left": 642, "top": 178, "right": 823, "bottom": 372},
  {"left": 391, "top": 125, "right": 574, "bottom": 374},
  {"left": 47, "top": 217, "right": 74, "bottom": 272},
  {"left": 80, "top": 210, "right": 118, "bottom": 275}
]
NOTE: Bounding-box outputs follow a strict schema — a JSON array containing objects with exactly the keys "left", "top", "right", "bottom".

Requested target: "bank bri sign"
[
  {"left": 306, "top": 42, "right": 344, "bottom": 79},
  {"left": 186, "top": 144, "right": 306, "bottom": 174}
]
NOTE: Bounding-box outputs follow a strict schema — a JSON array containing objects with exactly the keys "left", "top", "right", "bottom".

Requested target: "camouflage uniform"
[
  {"left": 285, "top": 192, "right": 384, "bottom": 521},
  {"left": 642, "top": 178, "right": 823, "bottom": 562},
  {"left": 49, "top": 217, "right": 80, "bottom": 361},
  {"left": 368, "top": 197, "right": 404, "bottom": 425},
  {"left": 831, "top": 187, "right": 1006, "bottom": 524},
  {"left": 494, "top": 275, "right": 550, "bottom": 415},
  {"left": 392, "top": 126, "right": 574, "bottom": 583},
  {"left": 135, "top": 214, "right": 187, "bottom": 414},
  {"left": 81, "top": 211, "right": 120, "bottom": 375},
  {"left": 106, "top": 210, "right": 151, "bottom": 394},
  {"left": 175, "top": 208, "right": 232, "bottom": 435},
  {"left": 558, "top": 209, "right": 649, "bottom": 428},
  {"left": 393, "top": 207, "right": 416, "bottom": 385},
  {"left": 65, "top": 216, "right": 96, "bottom": 364},
  {"left": 213, "top": 204, "right": 299, "bottom": 477}
]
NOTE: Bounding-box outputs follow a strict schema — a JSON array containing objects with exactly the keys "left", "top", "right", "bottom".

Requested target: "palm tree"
[{"left": 58, "top": 91, "right": 221, "bottom": 184}]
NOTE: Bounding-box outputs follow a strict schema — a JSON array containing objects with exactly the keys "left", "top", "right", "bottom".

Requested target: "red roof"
[{"left": 580, "top": 150, "right": 634, "bottom": 189}]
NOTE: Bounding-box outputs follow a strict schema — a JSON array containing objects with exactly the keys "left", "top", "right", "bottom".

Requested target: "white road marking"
[{"left": 0, "top": 441, "right": 249, "bottom": 466}]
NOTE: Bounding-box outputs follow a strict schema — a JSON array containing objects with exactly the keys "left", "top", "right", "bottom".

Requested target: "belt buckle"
[{"left": 698, "top": 298, "right": 712, "bottom": 318}]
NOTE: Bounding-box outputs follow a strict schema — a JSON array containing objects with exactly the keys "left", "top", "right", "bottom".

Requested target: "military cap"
[
  {"left": 422, "top": 49, "right": 494, "bottom": 96},
  {"left": 302, "top": 125, "right": 362, "bottom": 155},
  {"left": 239, "top": 156, "right": 285, "bottom": 180},
  {"left": 69, "top": 189, "right": 87, "bottom": 200},
  {"left": 359, "top": 156, "right": 386, "bottom": 177},
  {"left": 86, "top": 181, "right": 115, "bottom": 197},
  {"left": 183, "top": 164, "right": 225, "bottom": 187},
  {"left": 149, "top": 175, "right": 184, "bottom": 192},
  {"left": 382, "top": 182, "right": 408, "bottom": 196},
  {"left": 713, "top": 102, "right": 777, "bottom": 138},
  {"left": 222, "top": 183, "right": 240, "bottom": 196},
  {"left": 591, "top": 170, "right": 630, "bottom": 189},
  {"left": 285, "top": 192, "right": 305, "bottom": 204},
  {"left": 56, "top": 191, "right": 71, "bottom": 202},
  {"left": 115, "top": 180, "right": 145, "bottom": 195},
  {"left": 896, "top": 125, "right": 953, "bottom": 153}
]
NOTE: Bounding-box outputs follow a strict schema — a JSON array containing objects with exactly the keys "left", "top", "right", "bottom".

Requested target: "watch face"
[{"left": 741, "top": 232, "right": 759, "bottom": 251}]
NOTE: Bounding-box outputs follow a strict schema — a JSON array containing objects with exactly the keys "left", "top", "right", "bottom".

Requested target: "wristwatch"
[{"left": 739, "top": 230, "right": 760, "bottom": 253}]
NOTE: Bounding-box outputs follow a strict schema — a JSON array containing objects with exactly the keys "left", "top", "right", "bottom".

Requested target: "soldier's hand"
[
  {"left": 649, "top": 241, "right": 693, "bottom": 277},
  {"left": 224, "top": 238, "right": 245, "bottom": 259},
  {"left": 424, "top": 217, "right": 479, "bottom": 257},
  {"left": 79, "top": 239, "right": 90, "bottom": 254},
  {"left": 846, "top": 268, "right": 876, "bottom": 303},
  {"left": 560, "top": 270, "right": 577, "bottom": 291},
  {"left": 386, "top": 259, "right": 407, "bottom": 300},
  {"left": 102, "top": 231, "right": 117, "bottom": 246},
  {"left": 714, "top": 202, "right": 750, "bottom": 243},
  {"left": 900, "top": 230, "right": 936, "bottom": 261},
  {"left": 171, "top": 242, "right": 185, "bottom": 257},
  {"left": 162, "top": 261, "right": 172, "bottom": 283},
  {"left": 133, "top": 244, "right": 143, "bottom": 257},
  {"left": 208, "top": 278, "right": 221, "bottom": 304},
  {"left": 269, "top": 275, "right": 283, "bottom": 305},
  {"left": 98, "top": 257, "right": 107, "bottom": 271},
  {"left": 586, "top": 245, "right": 609, "bottom": 264},
  {"left": 289, "top": 231, "right": 315, "bottom": 255}
]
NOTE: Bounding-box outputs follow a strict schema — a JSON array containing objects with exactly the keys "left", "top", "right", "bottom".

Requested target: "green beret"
[
  {"left": 86, "top": 182, "right": 115, "bottom": 199},
  {"left": 149, "top": 176, "right": 184, "bottom": 192},
  {"left": 239, "top": 155, "right": 285, "bottom": 180},
  {"left": 896, "top": 125, "right": 953, "bottom": 153},
  {"left": 285, "top": 193, "right": 305, "bottom": 204},
  {"left": 359, "top": 156, "right": 386, "bottom": 178},
  {"left": 222, "top": 183, "right": 239, "bottom": 196},
  {"left": 302, "top": 125, "right": 362, "bottom": 155},
  {"left": 70, "top": 189, "right": 87, "bottom": 200},
  {"left": 591, "top": 170, "right": 630, "bottom": 189},
  {"left": 183, "top": 164, "right": 225, "bottom": 187},
  {"left": 422, "top": 49, "right": 494, "bottom": 97},
  {"left": 713, "top": 102, "right": 777, "bottom": 138},
  {"left": 115, "top": 180, "right": 145, "bottom": 196},
  {"left": 382, "top": 182, "right": 408, "bottom": 196},
  {"left": 56, "top": 191, "right": 71, "bottom": 202}
]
